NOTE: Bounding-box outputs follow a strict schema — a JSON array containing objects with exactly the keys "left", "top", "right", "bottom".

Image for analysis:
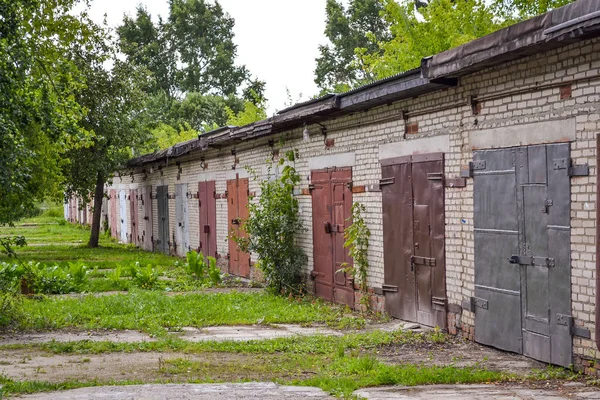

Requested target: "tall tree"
[
  {"left": 0, "top": 0, "right": 101, "bottom": 225},
  {"left": 315, "top": 0, "right": 391, "bottom": 94},
  {"left": 117, "top": 6, "right": 174, "bottom": 97},
  {"left": 168, "top": 0, "right": 249, "bottom": 95},
  {"left": 360, "top": 0, "right": 501, "bottom": 80},
  {"left": 62, "top": 53, "right": 150, "bottom": 248}
]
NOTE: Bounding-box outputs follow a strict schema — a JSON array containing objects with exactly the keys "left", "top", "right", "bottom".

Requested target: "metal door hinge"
[
  {"left": 379, "top": 177, "right": 395, "bottom": 186},
  {"left": 427, "top": 172, "right": 443, "bottom": 181},
  {"left": 508, "top": 255, "right": 555, "bottom": 267},
  {"left": 432, "top": 297, "right": 447, "bottom": 308},
  {"left": 308, "top": 183, "right": 316, "bottom": 191},
  {"left": 473, "top": 297, "right": 488, "bottom": 310},
  {"left": 472, "top": 160, "right": 486, "bottom": 170},
  {"left": 554, "top": 157, "right": 590, "bottom": 176},
  {"left": 557, "top": 314, "right": 591, "bottom": 339},
  {"left": 346, "top": 182, "right": 353, "bottom": 190},
  {"left": 464, "top": 296, "right": 488, "bottom": 312},
  {"left": 382, "top": 284, "right": 398, "bottom": 293}
]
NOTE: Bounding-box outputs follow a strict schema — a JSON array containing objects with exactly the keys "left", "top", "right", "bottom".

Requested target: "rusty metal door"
[
  {"left": 227, "top": 176, "right": 251, "bottom": 277},
  {"left": 175, "top": 184, "right": 190, "bottom": 256},
  {"left": 142, "top": 186, "right": 153, "bottom": 251},
  {"left": 198, "top": 181, "right": 217, "bottom": 258},
  {"left": 311, "top": 168, "right": 354, "bottom": 308},
  {"left": 473, "top": 144, "right": 572, "bottom": 367},
  {"left": 156, "top": 185, "right": 170, "bottom": 254},
  {"left": 109, "top": 190, "right": 117, "bottom": 238},
  {"left": 381, "top": 154, "right": 446, "bottom": 328},
  {"left": 130, "top": 189, "right": 139, "bottom": 246}
]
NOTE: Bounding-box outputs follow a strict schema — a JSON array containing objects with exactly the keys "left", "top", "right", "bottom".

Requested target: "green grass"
[
  {"left": 0, "top": 329, "right": 506, "bottom": 398},
  {"left": 8, "top": 290, "right": 356, "bottom": 335},
  {"left": 0, "top": 214, "right": 180, "bottom": 270},
  {"left": 3, "top": 328, "right": 445, "bottom": 356}
]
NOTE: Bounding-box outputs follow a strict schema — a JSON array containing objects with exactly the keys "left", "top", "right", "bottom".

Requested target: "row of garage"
[{"left": 66, "top": 1, "right": 600, "bottom": 371}]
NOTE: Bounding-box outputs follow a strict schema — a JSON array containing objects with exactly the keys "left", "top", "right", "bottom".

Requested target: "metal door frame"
[
  {"left": 310, "top": 167, "right": 354, "bottom": 308},
  {"left": 198, "top": 181, "right": 217, "bottom": 258},
  {"left": 381, "top": 153, "right": 447, "bottom": 328},
  {"left": 472, "top": 143, "right": 573, "bottom": 367},
  {"left": 142, "top": 186, "right": 153, "bottom": 251},
  {"left": 227, "top": 175, "right": 251, "bottom": 277},
  {"left": 130, "top": 189, "right": 139, "bottom": 246},
  {"left": 156, "top": 185, "right": 170, "bottom": 254}
]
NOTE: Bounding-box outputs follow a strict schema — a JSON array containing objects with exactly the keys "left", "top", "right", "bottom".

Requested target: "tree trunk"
[{"left": 88, "top": 171, "right": 105, "bottom": 248}]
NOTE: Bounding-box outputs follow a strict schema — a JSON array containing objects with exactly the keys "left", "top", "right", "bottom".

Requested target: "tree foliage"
[
  {"left": 491, "top": 0, "right": 575, "bottom": 20},
  {"left": 0, "top": 0, "right": 101, "bottom": 225},
  {"left": 61, "top": 48, "right": 151, "bottom": 247},
  {"left": 315, "top": 0, "right": 391, "bottom": 94},
  {"left": 116, "top": 1, "right": 266, "bottom": 149},
  {"left": 361, "top": 0, "right": 501, "bottom": 80}
]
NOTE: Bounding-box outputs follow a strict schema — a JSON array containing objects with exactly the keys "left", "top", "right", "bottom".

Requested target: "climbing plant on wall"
[
  {"left": 235, "top": 149, "right": 307, "bottom": 294},
  {"left": 343, "top": 202, "right": 371, "bottom": 307}
]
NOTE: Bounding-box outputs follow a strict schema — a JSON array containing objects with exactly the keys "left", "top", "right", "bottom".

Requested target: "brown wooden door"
[
  {"left": 142, "top": 186, "right": 153, "bottom": 251},
  {"left": 130, "top": 189, "right": 139, "bottom": 246},
  {"left": 311, "top": 168, "right": 354, "bottom": 308},
  {"left": 198, "top": 181, "right": 217, "bottom": 258},
  {"left": 109, "top": 189, "right": 118, "bottom": 238},
  {"left": 227, "top": 176, "right": 250, "bottom": 277},
  {"left": 381, "top": 153, "right": 446, "bottom": 328}
]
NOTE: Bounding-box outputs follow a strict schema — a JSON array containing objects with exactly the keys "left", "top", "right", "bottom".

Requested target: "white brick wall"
[{"left": 100, "top": 36, "right": 600, "bottom": 362}]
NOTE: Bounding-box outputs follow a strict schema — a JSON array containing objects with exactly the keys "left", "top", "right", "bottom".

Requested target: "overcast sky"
[{"left": 80, "top": 0, "right": 332, "bottom": 115}]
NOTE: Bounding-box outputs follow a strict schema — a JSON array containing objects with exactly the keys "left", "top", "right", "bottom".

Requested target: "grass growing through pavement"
[
  {"left": 0, "top": 329, "right": 511, "bottom": 398},
  {"left": 8, "top": 290, "right": 355, "bottom": 335}
]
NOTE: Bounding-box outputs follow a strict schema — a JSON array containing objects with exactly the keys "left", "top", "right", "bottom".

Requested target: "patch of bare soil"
[
  {"left": 377, "top": 335, "right": 547, "bottom": 374},
  {"left": 0, "top": 350, "right": 314, "bottom": 384}
]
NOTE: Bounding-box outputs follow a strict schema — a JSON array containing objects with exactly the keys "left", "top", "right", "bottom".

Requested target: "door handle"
[
  {"left": 410, "top": 256, "right": 415, "bottom": 272},
  {"left": 324, "top": 222, "right": 332, "bottom": 234}
]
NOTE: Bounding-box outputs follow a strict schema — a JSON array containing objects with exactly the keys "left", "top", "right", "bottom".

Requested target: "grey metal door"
[
  {"left": 381, "top": 154, "right": 446, "bottom": 328},
  {"left": 142, "top": 186, "right": 153, "bottom": 251},
  {"left": 175, "top": 184, "right": 190, "bottom": 257},
  {"left": 156, "top": 185, "right": 170, "bottom": 254},
  {"left": 473, "top": 143, "right": 572, "bottom": 366}
]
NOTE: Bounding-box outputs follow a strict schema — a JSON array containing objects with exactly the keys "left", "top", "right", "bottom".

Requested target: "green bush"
[
  {"left": 184, "top": 250, "right": 222, "bottom": 286},
  {"left": 131, "top": 262, "right": 161, "bottom": 290},
  {"left": 0, "top": 293, "right": 23, "bottom": 329},
  {"left": 234, "top": 150, "right": 307, "bottom": 294}
]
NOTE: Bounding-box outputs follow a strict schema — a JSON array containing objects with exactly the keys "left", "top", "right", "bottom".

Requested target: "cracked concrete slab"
[
  {"left": 18, "top": 382, "right": 334, "bottom": 399},
  {"left": 353, "top": 384, "right": 600, "bottom": 399},
  {"left": 0, "top": 320, "right": 412, "bottom": 345}
]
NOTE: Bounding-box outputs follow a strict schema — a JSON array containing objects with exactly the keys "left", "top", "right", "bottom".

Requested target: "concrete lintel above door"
[
  {"left": 379, "top": 135, "right": 450, "bottom": 161},
  {"left": 469, "top": 119, "right": 576, "bottom": 150},
  {"left": 308, "top": 152, "right": 356, "bottom": 171}
]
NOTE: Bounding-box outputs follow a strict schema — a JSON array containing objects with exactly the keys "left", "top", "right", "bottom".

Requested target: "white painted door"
[
  {"left": 119, "top": 190, "right": 128, "bottom": 243},
  {"left": 175, "top": 184, "right": 190, "bottom": 256}
]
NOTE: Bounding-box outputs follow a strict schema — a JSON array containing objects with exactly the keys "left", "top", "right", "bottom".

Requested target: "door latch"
[
  {"left": 324, "top": 222, "right": 332, "bottom": 234},
  {"left": 542, "top": 199, "right": 553, "bottom": 214}
]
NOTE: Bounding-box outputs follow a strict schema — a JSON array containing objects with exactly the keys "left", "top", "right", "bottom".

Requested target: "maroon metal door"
[
  {"left": 109, "top": 189, "right": 118, "bottom": 238},
  {"left": 311, "top": 168, "right": 354, "bottom": 308},
  {"left": 227, "top": 176, "right": 250, "bottom": 277},
  {"left": 130, "top": 189, "right": 139, "bottom": 246},
  {"left": 381, "top": 153, "right": 446, "bottom": 328},
  {"left": 142, "top": 186, "right": 153, "bottom": 251},
  {"left": 198, "top": 181, "right": 217, "bottom": 258}
]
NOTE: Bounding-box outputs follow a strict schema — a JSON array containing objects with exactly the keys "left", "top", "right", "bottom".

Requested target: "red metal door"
[
  {"left": 381, "top": 153, "right": 446, "bottom": 328},
  {"left": 110, "top": 189, "right": 118, "bottom": 238},
  {"left": 130, "top": 189, "right": 139, "bottom": 246},
  {"left": 311, "top": 168, "right": 354, "bottom": 308},
  {"left": 227, "top": 176, "right": 251, "bottom": 278},
  {"left": 198, "top": 181, "right": 217, "bottom": 258}
]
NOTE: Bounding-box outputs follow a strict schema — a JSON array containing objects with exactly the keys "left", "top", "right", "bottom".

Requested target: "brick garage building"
[{"left": 71, "top": 0, "right": 600, "bottom": 371}]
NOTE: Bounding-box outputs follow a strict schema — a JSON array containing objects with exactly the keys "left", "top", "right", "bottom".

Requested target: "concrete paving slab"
[
  {"left": 19, "top": 382, "right": 334, "bottom": 399},
  {"left": 353, "top": 384, "right": 600, "bottom": 399}
]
